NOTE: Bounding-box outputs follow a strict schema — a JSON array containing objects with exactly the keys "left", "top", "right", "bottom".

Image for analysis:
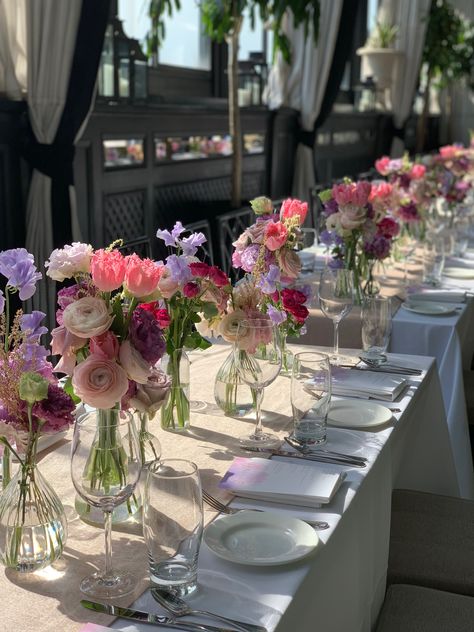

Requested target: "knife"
[
  {"left": 81, "top": 599, "right": 236, "bottom": 632},
  {"left": 243, "top": 447, "right": 366, "bottom": 468}
]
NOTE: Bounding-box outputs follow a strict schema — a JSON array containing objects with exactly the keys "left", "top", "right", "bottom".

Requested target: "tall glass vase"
[
  {"left": 161, "top": 349, "right": 190, "bottom": 431},
  {"left": 214, "top": 350, "right": 260, "bottom": 417},
  {"left": 0, "top": 435, "right": 67, "bottom": 572},
  {"left": 75, "top": 407, "right": 142, "bottom": 525}
]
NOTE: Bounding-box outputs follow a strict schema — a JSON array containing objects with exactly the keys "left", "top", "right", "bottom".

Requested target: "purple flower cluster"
[
  {"left": 398, "top": 202, "right": 420, "bottom": 223},
  {"left": 130, "top": 308, "right": 166, "bottom": 364},
  {"left": 0, "top": 248, "right": 42, "bottom": 301},
  {"left": 156, "top": 221, "right": 207, "bottom": 257},
  {"left": 31, "top": 384, "right": 75, "bottom": 433},
  {"left": 364, "top": 235, "right": 391, "bottom": 260}
]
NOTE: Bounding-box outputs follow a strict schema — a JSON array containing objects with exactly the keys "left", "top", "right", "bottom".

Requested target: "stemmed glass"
[
  {"left": 234, "top": 318, "right": 282, "bottom": 448},
  {"left": 318, "top": 268, "right": 353, "bottom": 364},
  {"left": 71, "top": 411, "right": 142, "bottom": 599}
]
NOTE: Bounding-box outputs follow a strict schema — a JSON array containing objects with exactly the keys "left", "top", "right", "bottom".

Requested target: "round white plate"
[
  {"left": 204, "top": 511, "right": 318, "bottom": 566},
  {"left": 443, "top": 267, "right": 474, "bottom": 280},
  {"left": 401, "top": 301, "right": 457, "bottom": 316},
  {"left": 328, "top": 400, "right": 393, "bottom": 428}
]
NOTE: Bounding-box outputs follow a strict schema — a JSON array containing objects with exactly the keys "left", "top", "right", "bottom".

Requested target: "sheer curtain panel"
[{"left": 0, "top": 0, "right": 27, "bottom": 99}]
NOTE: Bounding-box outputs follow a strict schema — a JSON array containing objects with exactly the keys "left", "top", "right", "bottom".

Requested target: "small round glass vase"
[
  {"left": 0, "top": 457, "right": 67, "bottom": 573},
  {"left": 214, "top": 350, "right": 260, "bottom": 417}
]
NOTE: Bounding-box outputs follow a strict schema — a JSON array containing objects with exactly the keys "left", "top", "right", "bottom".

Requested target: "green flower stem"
[{"left": 2, "top": 445, "right": 11, "bottom": 490}]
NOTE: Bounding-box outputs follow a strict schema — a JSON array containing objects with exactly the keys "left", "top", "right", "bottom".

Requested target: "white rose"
[{"left": 62, "top": 296, "right": 114, "bottom": 338}]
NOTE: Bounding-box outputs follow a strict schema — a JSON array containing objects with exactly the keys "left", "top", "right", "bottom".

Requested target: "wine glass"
[
  {"left": 318, "top": 268, "right": 353, "bottom": 364},
  {"left": 71, "top": 411, "right": 142, "bottom": 599},
  {"left": 234, "top": 318, "right": 282, "bottom": 448}
]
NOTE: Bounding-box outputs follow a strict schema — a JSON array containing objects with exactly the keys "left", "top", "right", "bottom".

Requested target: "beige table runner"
[{"left": 1, "top": 344, "right": 302, "bottom": 631}]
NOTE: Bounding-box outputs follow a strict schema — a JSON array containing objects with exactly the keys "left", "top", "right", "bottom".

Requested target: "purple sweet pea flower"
[
  {"left": 20, "top": 311, "right": 48, "bottom": 343},
  {"left": 267, "top": 304, "right": 287, "bottom": 326},
  {"left": 20, "top": 343, "right": 51, "bottom": 374},
  {"left": 180, "top": 231, "right": 207, "bottom": 256},
  {"left": 0, "top": 289, "right": 4, "bottom": 314},
  {"left": 156, "top": 221, "right": 186, "bottom": 247},
  {"left": 166, "top": 254, "right": 193, "bottom": 284},
  {"left": 240, "top": 244, "right": 260, "bottom": 273},
  {"left": 323, "top": 198, "right": 339, "bottom": 216},
  {"left": 0, "top": 248, "right": 42, "bottom": 301},
  {"left": 130, "top": 308, "right": 166, "bottom": 365},
  {"left": 319, "top": 230, "right": 335, "bottom": 246},
  {"left": 258, "top": 264, "right": 280, "bottom": 294}
]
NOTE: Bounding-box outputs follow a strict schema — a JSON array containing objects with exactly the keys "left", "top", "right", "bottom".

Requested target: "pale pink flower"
[
  {"left": 128, "top": 369, "right": 170, "bottom": 415},
  {"left": 265, "top": 221, "right": 288, "bottom": 251},
  {"left": 90, "top": 330, "right": 120, "bottom": 360},
  {"left": 280, "top": 198, "right": 308, "bottom": 224},
  {"left": 72, "top": 355, "right": 129, "bottom": 409},
  {"left": 332, "top": 183, "right": 354, "bottom": 206},
  {"left": 125, "top": 254, "right": 163, "bottom": 298},
  {"left": 119, "top": 339, "right": 152, "bottom": 384},
  {"left": 218, "top": 309, "right": 247, "bottom": 343},
  {"left": 410, "top": 164, "right": 426, "bottom": 179},
  {"left": 157, "top": 267, "right": 180, "bottom": 298},
  {"left": 339, "top": 205, "right": 367, "bottom": 230},
  {"left": 91, "top": 249, "right": 127, "bottom": 291},
  {"left": 45, "top": 242, "right": 93, "bottom": 281},
  {"left": 51, "top": 325, "right": 86, "bottom": 375},
  {"left": 62, "top": 296, "right": 113, "bottom": 338},
  {"left": 278, "top": 248, "right": 301, "bottom": 280},
  {"left": 375, "top": 156, "right": 391, "bottom": 175}
]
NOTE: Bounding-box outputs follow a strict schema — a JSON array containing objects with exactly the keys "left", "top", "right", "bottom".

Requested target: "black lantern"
[
  {"left": 98, "top": 16, "right": 148, "bottom": 102},
  {"left": 237, "top": 52, "right": 267, "bottom": 106}
]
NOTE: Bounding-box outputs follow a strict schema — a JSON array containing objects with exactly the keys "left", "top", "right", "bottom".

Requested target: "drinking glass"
[
  {"left": 143, "top": 459, "right": 203, "bottom": 596},
  {"left": 291, "top": 352, "right": 331, "bottom": 446},
  {"left": 71, "top": 411, "right": 141, "bottom": 599},
  {"left": 360, "top": 296, "right": 392, "bottom": 365},
  {"left": 318, "top": 268, "right": 354, "bottom": 364},
  {"left": 234, "top": 319, "right": 282, "bottom": 448},
  {"left": 423, "top": 237, "right": 445, "bottom": 286}
]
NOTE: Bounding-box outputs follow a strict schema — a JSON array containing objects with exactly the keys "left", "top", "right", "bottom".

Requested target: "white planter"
[{"left": 357, "top": 47, "right": 404, "bottom": 110}]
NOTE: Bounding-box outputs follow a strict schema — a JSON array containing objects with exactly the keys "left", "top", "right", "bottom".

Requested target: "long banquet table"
[{"left": 2, "top": 344, "right": 460, "bottom": 632}]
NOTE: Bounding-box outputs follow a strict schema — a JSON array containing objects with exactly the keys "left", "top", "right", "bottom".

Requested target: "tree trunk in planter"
[
  {"left": 416, "top": 70, "right": 432, "bottom": 154},
  {"left": 226, "top": 13, "right": 243, "bottom": 209}
]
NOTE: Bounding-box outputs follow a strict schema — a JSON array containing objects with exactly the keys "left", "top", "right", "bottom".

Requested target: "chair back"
[{"left": 119, "top": 236, "right": 152, "bottom": 259}]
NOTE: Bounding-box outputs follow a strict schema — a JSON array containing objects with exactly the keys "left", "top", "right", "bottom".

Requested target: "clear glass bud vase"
[
  {"left": 138, "top": 412, "right": 162, "bottom": 466},
  {"left": 278, "top": 329, "right": 294, "bottom": 376},
  {"left": 0, "top": 453, "right": 67, "bottom": 573},
  {"left": 161, "top": 349, "right": 190, "bottom": 431},
  {"left": 214, "top": 350, "right": 260, "bottom": 417}
]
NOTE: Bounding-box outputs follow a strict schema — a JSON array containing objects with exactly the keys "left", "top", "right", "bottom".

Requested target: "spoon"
[
  {"left": 358, "top": 357, "right": 422, "bottom": 375},
  {"left": 284, "top": 436, "right": 368, "bottom": 463},
  {"left": 151, "top": 588, "right": 267, "bottom": 632}
]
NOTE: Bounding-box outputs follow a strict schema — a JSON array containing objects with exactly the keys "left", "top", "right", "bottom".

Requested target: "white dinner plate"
[
  {"left": 401, "top": 301, "right": 457, "bottom": 316},
  {"left": 443, "top": 267, "right": 474, "bottom": 280},
  {"left": 204, "top": 511, "right": 318, "bottom": 566},
  {"left": 328, "top": 400, "right": 393, "bottom": 429}
]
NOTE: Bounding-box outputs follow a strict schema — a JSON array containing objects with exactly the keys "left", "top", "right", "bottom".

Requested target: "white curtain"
[
  {"left": 23, "top": 0, "right": 83, "bottom": 322},
  {"left": 266, "top": 1, "right": 344, "bottom": 200},
  {"left": 376, "top": 0, "right": 431, "bottom": 156},
  {"left": 0, "top": 0, "right": 27, "bottom": 99}
]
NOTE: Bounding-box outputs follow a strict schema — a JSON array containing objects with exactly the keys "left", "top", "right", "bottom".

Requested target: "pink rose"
[
  {"left": 119, "top": 339, "right": 152, "bottom": 384},
  {"left": 90, "top": 330, "right": 119, "bottom": 359},
  {"left": 91, "top": 249, "right": 127, "bottom": 291},
  {"left": 125, "top": 254, "right": 163, "bottom": 298},
  {"left": 375, "top": 156, "right": 391, "bottom": 175},
  {"left": 183, "top": 282, "right": 200, "bottom": 298},
  {"left": 265, "top": 221, "right": 288, "bottom": 251},
  {"left": 72, "top": 355, "right": 129, "bottom": 409},
  {"left": 157, "top": 267, "right": 180, "bottom": 298},
  {"left": 51, "top": 325, "right": 86, "bottom": 375},
  {"left": 280, "top": 198, "right": 308, "bottom": 224},
  {"left": 189, "top": 262, "right": 210, "bottom": 278},
  {"left": 128, "top": 369, "right": 170, "bottom": 415},
  {"left": 410, "top": 164, "right": 426, "bottom": 179},
  {"left": 208, "top": 266, "right": 229, "bottom": 288},
  {"left": 62, "top": 296, "right": 114, "bottom": 338},
  {"left": 278, "top": 248, "right": 301, "bottom": 280}
]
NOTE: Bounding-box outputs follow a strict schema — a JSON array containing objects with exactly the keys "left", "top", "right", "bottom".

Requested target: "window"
[{"left": 103, "top": 136, "right": 145, "bottom": 169}]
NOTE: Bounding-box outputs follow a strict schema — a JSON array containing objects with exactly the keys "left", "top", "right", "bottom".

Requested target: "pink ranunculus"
[
  {"left": 128, "top": 368, "right": 170, "bottom": 416},
  {"left": 62, "top": 296, "right": 114, "bottom": 338},
  {"left": 157, "top": 267, "right": 180, "bottom": 299},
  {"left": 377, "top": 217, "right": 400, "bottom": 238},
  {"left": 265, "top": 221, "right": 288, "bottom": 251},
  {"left": 72, "top": 355, "right": 129, "bottom": 409},
  {"left": 351, "top": 181, "right": 372, "bottom": 207},
  {"left": 339, "top": 205, "right": 367, "bottom": 230},
  {"left": 189, "top": 262, "right": 210, "bottom": 278},
  {"left": 183, "top": 281, "right": 200, "bottom": 298},
  {"left": 280, "top": 198, "right": 308, "bottom": 224},
  {"left": 208, "top": 266, "right": 229, "bottom": 288},
  {"left": 375, "top": 156, "right": 391, "bottom": 175},
  {"left": 119, "top": 339, "right": 152, "bottom": 384},
  {"left": 90, "top": 248, "right": 127, "bottom": 291},
  {"left": 125, "top": 254, "right": 163, "bottom": 298},
  {"left": 90, "top": 330, "right": 120, "bottom": 360},
  {"left": 410, "top": 164, "right": 426, "bottom": 179},
  {"left": 51, "top": 325, "right": 86, "bottom": 375},
  {"left": 278, "top": 248, "right": 301, "bottom": 280}
]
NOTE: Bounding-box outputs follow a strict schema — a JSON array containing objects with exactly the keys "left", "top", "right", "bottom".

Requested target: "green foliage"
[
  {"left": 423, "top": 0, "right": 474, "bottom": 89},
  {"left": 367, "top": 21, "right": 398, "bottom": 48},
  {"left": 146, "top": 0, "right": 182, "bottom": 60}
]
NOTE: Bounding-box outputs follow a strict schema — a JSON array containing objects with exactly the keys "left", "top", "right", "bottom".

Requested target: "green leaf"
[
  {"left": 202, "top": 301, "right": 218, "bottom": 319},
  {"left": 63, "top": 377, "right": 81, "bottom": 405},
  {"left": 319, "top": 188, "right": 333, "bottom": 203}
]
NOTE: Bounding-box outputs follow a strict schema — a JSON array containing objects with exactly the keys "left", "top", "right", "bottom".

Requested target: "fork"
[
  {"left": 202, "top": 489, "right": 330, "bottom": 530},
  {"left": 284, "top": 436, "right": 368, "bottom": 463}
]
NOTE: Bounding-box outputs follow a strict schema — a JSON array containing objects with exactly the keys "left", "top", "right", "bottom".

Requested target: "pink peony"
[
  {"left": 265, "top": 221, "right": 288, "bottom": 251},
  {"left": 189, "top": 262, "right": 210, "bottom": 278},
  {"left": 410, "top": 164, "right": 426, "bottom": 179},
  {"left": 72, "top": 355, "right": 129, "bottom": 409},
  {"left": 62, "top": 296, "right": 114, "bottom": 338},
  {"left": 183, "top": 282, "right": 200, "bottom": 298},
  {"left": 125, "top": 254, "right": 163, "bottom": 298},
  {"left": 91, "top": 249, "right": 127, "bottom": 291},
  {"left": 90, "top": 330, "right": 120, "bottom": 360},
  {"left": 280, "top": 198, "right": 308, "bottom": 224},
  {"left": 208, "top": 266, "right": 229, "bottom": 288},
  {"left": 375, "top": 156, "right": 391, "bottom": 175}
]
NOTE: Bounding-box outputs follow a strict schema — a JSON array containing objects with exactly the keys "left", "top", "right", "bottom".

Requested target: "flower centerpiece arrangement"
[
  {"left": 155, "top": 222, "right": 232, "bottom": 429},
  {"left": 319, "top": 180, "right": 400, "bottom": 301},
  {"left": 0, "top": 248, "right": 74, "bottom": 572}
]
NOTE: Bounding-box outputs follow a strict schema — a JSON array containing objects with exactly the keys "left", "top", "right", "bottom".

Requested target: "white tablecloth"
[{"left": 111, "top": 351, "right": 459, "bottom": 632}]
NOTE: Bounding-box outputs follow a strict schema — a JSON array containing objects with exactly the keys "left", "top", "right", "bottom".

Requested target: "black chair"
[
  {"left": 216, "top": 207, "right": 253, "bottom": 281},
  {"left": 119, "top": 236, "right": 152, "bottom": 259},
  {"left": 184, "top": 219, "right": 214, "bottom": 265}
]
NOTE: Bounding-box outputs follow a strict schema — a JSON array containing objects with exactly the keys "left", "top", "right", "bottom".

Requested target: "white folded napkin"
[{"left": 407, "top": 289, "right": 466, "bottom": 303}]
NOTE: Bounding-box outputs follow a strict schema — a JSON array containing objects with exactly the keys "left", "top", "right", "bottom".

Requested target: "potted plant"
[
  {"left": 146, "top": 1, "right": 319, "bottom": 209},
  {"left": 357, "top": 20, "right": 403, "bottom": 110}
]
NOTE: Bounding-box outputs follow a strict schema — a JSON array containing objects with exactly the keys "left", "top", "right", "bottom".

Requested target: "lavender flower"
[
  {"left": 156, "top": 221, "right": 186, "bottom": 247},
  {"left": 166, "top": 254, "right": 192, "bottom": 284},
  {"left": 267, "top": 304, "right": 287, "bottom": 326},
  {"left": 240, "top": 244, "right": 260, "bottom": 273},
  {"left": 258, "top": 264, "right": 280, "bottom": 295},
  {"left": 319, "top": 230, "right": 335, "bottom": 246},
  {"left": 0, "top": 248, "right": 42, "bottom": 300},
  {"left": 20, "top": 311, "right": 48, "bottom": 343},
  {"left": 180, "top": 231, "right": 207, "bottom": 256}
]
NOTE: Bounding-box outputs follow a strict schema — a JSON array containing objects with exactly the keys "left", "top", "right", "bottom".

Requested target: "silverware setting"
[
  {"left": 284, "top": 436, "right": 368, "bottom": 464},
  {"left": 242, "top": 445, "right": 366, "bottom": 468},
  {"left": 202, "top": 489, "right": 330, "bottom": 530},
  {"left": 339, "top": 361, "right": 422, "bottom": 376},
  {"left": 151, "top": 587, "right": 267, "bottom": 632},
  {"left": 80, "top": 599, "right": 235, "bottom": 632}
]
